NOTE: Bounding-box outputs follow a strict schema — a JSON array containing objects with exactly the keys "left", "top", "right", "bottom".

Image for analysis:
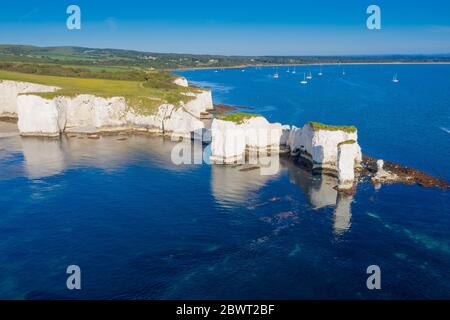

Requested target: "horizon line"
[{"left": 1, "top": 43, "right": 449, "bottom": 58}]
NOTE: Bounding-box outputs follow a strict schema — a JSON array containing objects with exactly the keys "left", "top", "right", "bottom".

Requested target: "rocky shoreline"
[{"left": 360, "top": 156, "right": 449, "bottom": 189}]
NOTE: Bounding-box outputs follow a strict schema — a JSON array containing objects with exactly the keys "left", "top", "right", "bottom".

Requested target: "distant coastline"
[{"left": 172, "top": 61, "right": 450, "bottom": 71}]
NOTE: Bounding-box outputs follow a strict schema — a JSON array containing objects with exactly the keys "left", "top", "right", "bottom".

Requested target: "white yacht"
[
  {"left": 392, "top": 74, "right": 399, "bottom": 83},
  {"left": 300, "top": 73, "right": 308, "bottom": 84}
]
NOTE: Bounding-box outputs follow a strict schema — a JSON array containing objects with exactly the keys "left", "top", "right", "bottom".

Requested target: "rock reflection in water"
[
  {"left": 0, "top": 127, "right": 354, "bottom": 235},
  {"left": 211, "top": 155, "right": 282, "bottom": 207},
  {"left": 0, "top": 131, "right": 196, "bottom": 180},
  {"left": 281, "top": 157, "right": 354, "bottom": 235},
  {"left": 333, "top": 193, "right": 353, "bottom": 236}
]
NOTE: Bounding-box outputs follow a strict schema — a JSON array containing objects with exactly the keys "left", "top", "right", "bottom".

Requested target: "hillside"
[{"left": 1, "top": 44, "right": 449, "bottom": 70}]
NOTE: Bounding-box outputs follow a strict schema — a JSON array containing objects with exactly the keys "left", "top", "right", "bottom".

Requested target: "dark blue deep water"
[{"left": 0, "top": 64, "right": 449, "bottom": 299}]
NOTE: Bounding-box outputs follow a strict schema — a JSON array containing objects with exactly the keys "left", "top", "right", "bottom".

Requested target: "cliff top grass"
[
  {"left": 308, "top": 121, "right": 357, "bottom": 133},
  {"left": 217, "top": 112, "right": 261, "bottom": 124},
  {"left": 338, "top": 139, "right": 357, "bottom": 146},
  {"left": 0, "top": 69, "right": 200, "bottom": 116}
]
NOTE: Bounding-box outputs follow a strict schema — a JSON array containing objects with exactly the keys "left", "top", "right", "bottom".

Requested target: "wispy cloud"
[{"left": 19, "top": 7, "right": 40, "bottom": 22}]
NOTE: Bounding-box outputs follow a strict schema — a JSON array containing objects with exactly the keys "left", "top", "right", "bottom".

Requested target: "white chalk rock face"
[
  {"left": 10, "top": 79, "right": 213, "bottom": 139},
  {"left": 182, "top": 90, "right": 214, "bottom": 117},
  {"left": 287, "top": 126, "right": 303, "bottom": 155},
  {"left": 126, "top": 103, "right": 172, "bottom": 132},
  {"left": 337, "top": 142, "right": 358, "bottom": 190},
  {"left": 17, "top": 95, "right": 66, "bottom": 136},
  {"left": 209, "top": 115, "right": 284, "bottom": 164},
  {"left": 62, "top": 95, "right": 128, "bottom": 129},
  {"left": 289, "top": 123, "right": 361, "bottom": 171},
  {"left": 280, "top": 125, "right": 291, "bottom": 146},
  {"left": 0, "top": 80, "right": 58, "bottom": 118},
  {"left": 241, "top": 117, "right": 282, "bottom": 153},
  {"left": 163, "top": 107, "right": 206, "bottom": 140},
  {"left": 210, "top": 119, "right": 246, "bottom": 164},
  {"left": 173, "top": 77, "right": 189, "bottom": 87}
]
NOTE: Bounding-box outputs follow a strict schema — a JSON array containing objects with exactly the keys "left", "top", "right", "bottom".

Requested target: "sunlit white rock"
[
  {"left": 288, "top": 123, "right": 362, "bottom": 171},
  {"left": 17, "top": 95, "right": 66, "bottom": 136},
  {"left": 241, "top": 117, "right": 282, "bottom": 153},
  {"left": 173, "top": 77, "right": 189, "bottom": 87},
  {"left": 210, "top": 119, "right": 246, "bottom": 164},
  {"left": 0, "top": 80, "right": 58, "bottom": 118},
  {"left": 337, "top": 142, "right": 358, "bottom": 190}
]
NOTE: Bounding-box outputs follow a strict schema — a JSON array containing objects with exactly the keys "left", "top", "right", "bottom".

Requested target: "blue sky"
[{"left": 0, "top": 0, "right": 449, "bottom": 55}]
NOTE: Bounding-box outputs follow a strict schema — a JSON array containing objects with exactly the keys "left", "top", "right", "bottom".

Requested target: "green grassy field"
[
  {"left": 0, "top": 70, "right": 199, "bottom": 116},
  {"left": 217, "top": 112, "right": 261, "bottom": 124}
]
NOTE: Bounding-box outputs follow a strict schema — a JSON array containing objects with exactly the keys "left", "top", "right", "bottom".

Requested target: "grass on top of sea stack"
[
  {"left": 0, "top": 69, "right": 200, "bottom": 116},
  {"left": 217, "top": 112, "right": 261, "bottom": 124},
  {"left": 338, "top": 139, "right": 357, "bottom": 146},
  {"left": 308, "top": 121, "right": 357, "bottom": 133}
]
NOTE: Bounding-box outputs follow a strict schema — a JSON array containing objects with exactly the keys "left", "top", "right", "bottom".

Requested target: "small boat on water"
[
  {"left": 392, "top": 74, "right": 399, "bottom": 83},
  {"left": 306, "top": 71, "right": 313, "bottom": 80},
  {"left": 274, "top": 67, "right": 279, "bottom": 78},
  {"left": 292, "top": 67, "right": 296, "bottom": 74},
  {"left": 300, "top": 73, "right": 308, "bottom": 85},
  {"left": 318, "top": 65, "right": 323, "bottom": 76}
]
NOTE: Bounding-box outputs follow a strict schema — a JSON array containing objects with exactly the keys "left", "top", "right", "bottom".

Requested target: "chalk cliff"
[
  {"left": 288, "top": 123, "right": 362, "bottom": 172},
  {"left": 2, "top": 80, "right": 213, "bottom": 140},
  {"left": 0, "top": 80, "right": 58, "bottom": 118},
  {"left": 210, "top": 116, "right": 283, "bottom": 164}
]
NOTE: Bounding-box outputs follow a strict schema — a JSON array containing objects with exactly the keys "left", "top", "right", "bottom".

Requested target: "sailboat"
[
  {"left": 392, "top": 74, "right": 399, "bottom": 83},
  {"left": 274, "top": 67, "right": 279, "bottom": 79},
  {"left": 342, "top": 68, "right": 346, "bottom": 76},
  {"left": 306, "top": 71, "right": 313, "bottom": 80},
  {"left": 287, "top": 67, "right": 290, "bottom": 73},
  {"left": 318, "top": 65, "right": 323, "bottom": 76},
  {"left": 292, "top": 66, "right": 296, "bottom": 74},
  {"left": 300, "top": 73, "right": 308, "bottom": 85}
]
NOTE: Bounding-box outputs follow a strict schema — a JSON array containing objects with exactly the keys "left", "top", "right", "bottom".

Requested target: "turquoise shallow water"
[{"left": 0, "top": 64, "right": 449, "bottom": 299}]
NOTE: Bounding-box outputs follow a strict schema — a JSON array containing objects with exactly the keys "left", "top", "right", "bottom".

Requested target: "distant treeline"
[{"left": 0, "top": 62, "right": 148, "bottom": 81}]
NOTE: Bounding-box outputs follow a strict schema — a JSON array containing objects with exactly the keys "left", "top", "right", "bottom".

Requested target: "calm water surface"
[{"left": 0, "top": 64, "right": 449, "bottom": 299}]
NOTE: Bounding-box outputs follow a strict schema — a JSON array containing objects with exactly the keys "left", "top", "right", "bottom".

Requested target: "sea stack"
[
  {"left": 209, "top": 115, "right": 283, "bottom": 164},
  {"left": 337, "top": 140, "right": 359, "bottom": 190},
  {"left": 210, "top": 119, "right": 246, "bottom": 164},
  {"left": 288, "top": 122, "right": 362, "bottom": 173}
]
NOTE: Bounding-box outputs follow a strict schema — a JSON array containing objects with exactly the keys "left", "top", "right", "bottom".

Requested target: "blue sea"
[{"left": 0, "top": 64, "right": 449, "bottom": 299}]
